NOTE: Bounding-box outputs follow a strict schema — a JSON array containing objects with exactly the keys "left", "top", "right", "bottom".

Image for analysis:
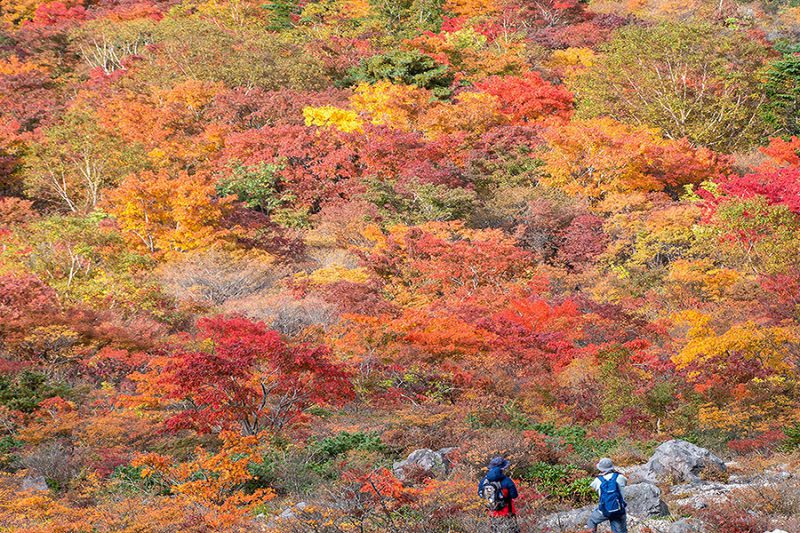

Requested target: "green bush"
[
  {"left": 0, "top": 371, "right": 71, "bottom": 413},
  {"left": 109, "top": 464, "right": 171, "bottom": 495},
  {"left": 530, "top": 423, "right": 618, "bottom": 462},
  {"left": 780, "top": 422, "right": 800, "bottom": 451},
  {"left": 216, "top": 162, "right": 292, "bottom": 214},
  {"left": 308, "top": 431, "right": 387, "bottom": 460},
  {"left": 0, "top": 436, "right": 21, "bottom": 471},
  {"left": 523, "top": 462, "right": 594, "bottom": 503},
  {"left": 343, "top": 50, "right": 453, "bottom": 97}
]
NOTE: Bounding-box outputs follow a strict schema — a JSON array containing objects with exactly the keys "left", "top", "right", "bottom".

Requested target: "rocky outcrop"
[
  {"left": 669, "top": 481, "right": 737, "bottom": 510},
  {"left": 392, "top": 447, "right": 455, "bottom": 483},
  {"left": 260, "top": 501, "right": 310, "bottom": 531},
  {"left": 645, "top": 440, "right": 726, "bottom": 484}
]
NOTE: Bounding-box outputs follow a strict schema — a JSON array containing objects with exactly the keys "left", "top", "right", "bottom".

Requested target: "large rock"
[
  {"left": 645, "top": 440, "right": 726, "bottom": 484},
  {"left": 623, "top": 482, "right": 669, "bottom": 517},
  {"left": 392, "top": 447, "right": 453, "bottom": 483},
  {"left": 539, "top": 505, "right": 594, "bottom": 532}
]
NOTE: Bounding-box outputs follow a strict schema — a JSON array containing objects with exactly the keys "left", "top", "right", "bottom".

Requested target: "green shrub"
[
  {"left": 780, "top": 422, "right": 800, "bottom": 451},
  {"left": 109, "top": 464, "right": 171, "bottom": 495},
  {"left": 529, "top": 423, "right": 618, "bottom": 462},
  {"left": 308, "top": 431, "right": 387, "bottom": 460},
  {"left": 343, "top": 50, "right": 453, "bottom": 97},
  {"left": 0, "top": 371, "right": 71, "bottom": 413},
  {"left": 0, "top": 436, "right": 21, "bottom": 471},
  {"left": 523, "top": 462, "right": 594, "bottom": 503},
  {"left": 216, "top": 163, "right": 292, "bottom": 214}
]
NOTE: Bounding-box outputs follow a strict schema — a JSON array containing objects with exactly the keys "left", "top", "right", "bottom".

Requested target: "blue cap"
[{"left": 488, "top": 457, "right": 510, "bottom": 469}]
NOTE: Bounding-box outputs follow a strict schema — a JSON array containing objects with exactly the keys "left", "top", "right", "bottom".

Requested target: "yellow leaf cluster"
[
  {"left": 342, "top": 0, "right": 372, "bottom": 18},
  {"left": 444, "top": 0, "right": 498, "bottom": 17},
  {"left": 0, "top": 55, "right": 44, "bottom": 76},
  {"left": 159, "top": 79, "right": 225, "bottom": 112},
  {"left": 672, "top": 311, "right": 800, "bottom": 373},
  {"left": 549, "top": 47, "right": 595, "bottom": 74},
  {"left": 105, "top": 170, "right": 232, "bottom": 256},
  {"left": 297, "top": 264, "right": 371, "bottom": 286},
  {"left": 351, "top": 81, "right": 431, "bottom": 131},
  {"left": 303, "top": 105, "right": 364, "bottom": 133}
]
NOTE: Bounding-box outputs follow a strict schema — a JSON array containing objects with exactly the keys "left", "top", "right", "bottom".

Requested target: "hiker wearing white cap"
[{"left": 586, "top": 457, "right": 628, "bottom": 533}]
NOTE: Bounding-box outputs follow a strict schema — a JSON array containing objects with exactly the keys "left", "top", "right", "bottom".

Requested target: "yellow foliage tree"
[
  {"left": 444, "top": 0, "right": 497, "bottom": 18},
  {"left": 351, "top": 81, "right": 432, "bottom": 131},
  {"left": 672, "top": 310, "right": 800, "bottom": 374},
  {"left": 133, "top": 431, "right": 274, "bottom": 529},
  {"left": 541, "top": 117, "right": 727, "bottom": 207},
  {"left": 104, "top": 170, "right": 231, "bottom": 255},
  {"left": 296, "top": 264, "right": 371, "bottom": 286},
  {"left": 419, "top": 91, "right": 504, "bottom": 139},
  {"left": 548, "top": 47, "right": 595, "bottom": 75}
]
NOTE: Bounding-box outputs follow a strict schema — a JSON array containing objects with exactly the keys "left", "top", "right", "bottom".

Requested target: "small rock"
[
  {"left": 764, "top": 530, "right": 789, "bottom": 533},
  {"left": 645, "top": 440, "right": 726, "bottom": 484},
  {"left": 669, "top": 517, "right": 706, "bottom": 533},
  {"left": 392, "top": 448, "right": 451, "bottom": 483},
  {"left": 278, "top": 501, "right": 308, "bottom": 520},
  {"left": 21, "top": 473, "right": 48, "bottom": 492}
]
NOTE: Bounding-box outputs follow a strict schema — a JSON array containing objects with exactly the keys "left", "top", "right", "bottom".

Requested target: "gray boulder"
[
  {"left": 539, "top": 505, "right": 594, "bottom": 532},
  {"left": 279, "top": 501, "right": 308, "bottom": 520},
  {"left": 392, "top": 447, "right": 453, "bottom": 483},
  {"left": 669, "top": 518, "right": 706, "bottom": 533},
  {"left": 624, "top": 482, "right": 669, "bottom": 517},
  {"left": 21, "top": 473, "right": 48, "bottom": 492},
  {"left": 645, "top": 440, "right": 726, "bottom": 484}
]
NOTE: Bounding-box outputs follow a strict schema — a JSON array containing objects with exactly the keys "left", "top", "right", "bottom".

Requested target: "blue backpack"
[{"left": 598, "top": 472, "right": 626, "bottom": 518}]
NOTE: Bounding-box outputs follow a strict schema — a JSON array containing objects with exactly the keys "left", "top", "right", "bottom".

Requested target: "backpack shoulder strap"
[{"left": 599, "top": 473, "right": 618, "bottom": 490}]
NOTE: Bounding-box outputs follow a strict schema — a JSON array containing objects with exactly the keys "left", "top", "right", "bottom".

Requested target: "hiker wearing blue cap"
[
  {"left": 478, "top": 457, "right": 519, "bottom": 533},
  {"left": 586, "top": 457, "right": 628, "bottom": 533}
]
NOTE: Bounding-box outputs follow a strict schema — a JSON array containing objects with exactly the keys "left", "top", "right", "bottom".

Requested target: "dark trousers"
[{"left": 587, "top": 509, "right": 628, "bottom": 533}]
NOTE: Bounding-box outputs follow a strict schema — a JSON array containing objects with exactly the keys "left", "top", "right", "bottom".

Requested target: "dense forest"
[{"left": 1, "top": 0, "right": 799, "bottom": 531}]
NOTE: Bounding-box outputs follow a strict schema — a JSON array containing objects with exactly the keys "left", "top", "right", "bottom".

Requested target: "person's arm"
[
  {"left": 478, "top": 477, "right": 486, "bottom": 498},
  {"left": 590, "top": 477, "right": 601, "bottom": 496},
  {"left": 616, "top": 474, "right": 627, "bottom": 489},
  {"left": 504, "top": 478, "right": 518, "bottom": 499}
]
